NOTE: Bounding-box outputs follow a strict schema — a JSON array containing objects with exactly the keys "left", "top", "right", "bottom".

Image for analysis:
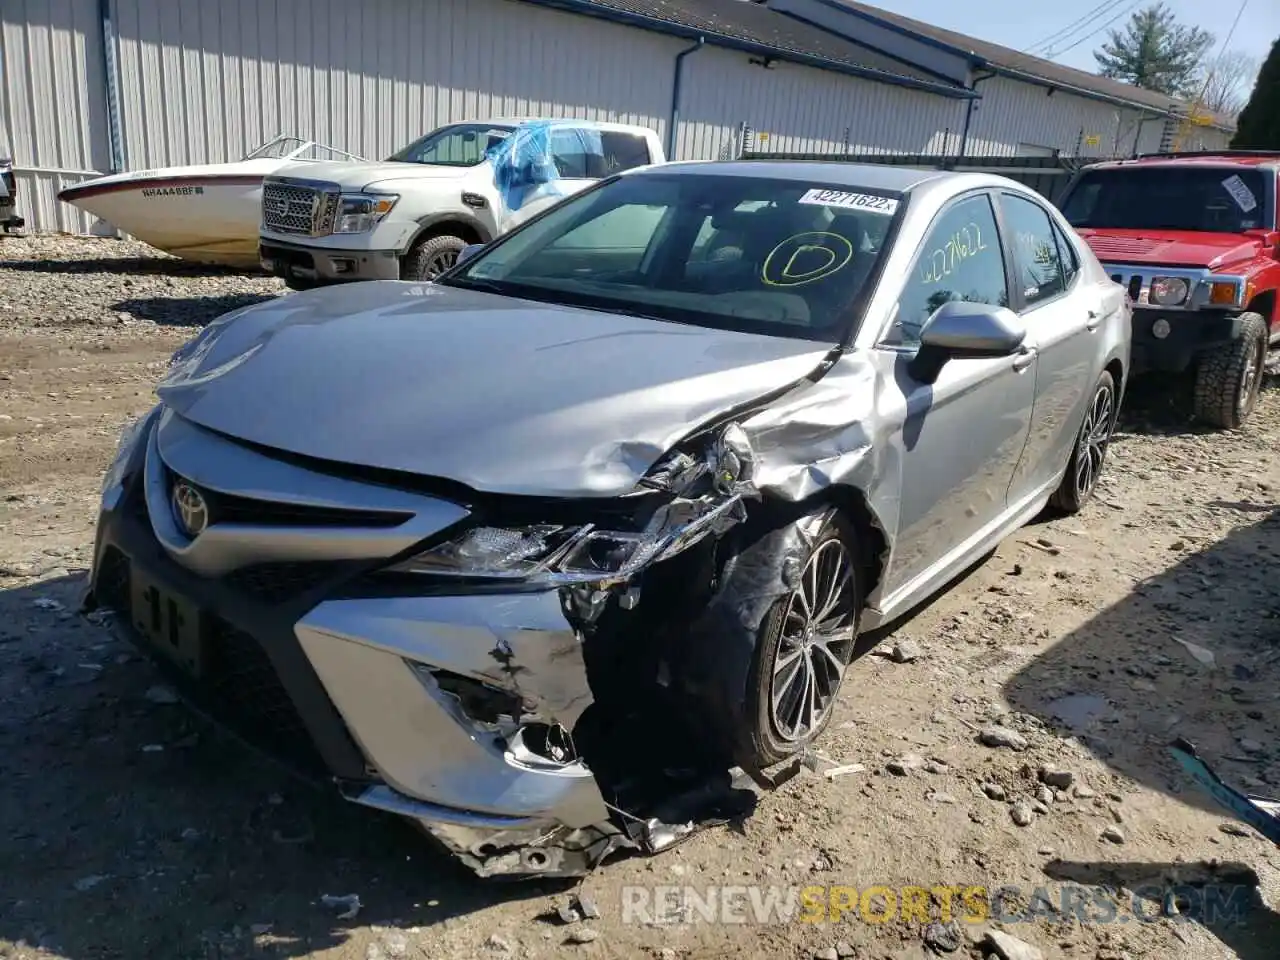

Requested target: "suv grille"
[
  {"left": 261, "top": 180, "right": 338, "bottom": 236},
  {"left": 0, "top": 170, "right": 15, "bottom": 207}
]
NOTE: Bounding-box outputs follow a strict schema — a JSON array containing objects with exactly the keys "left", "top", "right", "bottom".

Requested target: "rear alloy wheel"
[
  {"left": 1193, "top": 312, "right": 1268, "bottom": 430},
  {"left": 402, "top": 234, "right": 468, "bottom": 282},
  {"left": 1049, "top": 370, "right": 1115, "bottom": 515}
]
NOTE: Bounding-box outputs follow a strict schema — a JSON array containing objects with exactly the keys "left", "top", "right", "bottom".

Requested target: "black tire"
[
  {"left": 1049, "top": 369, "right": 1116, "bottom": 515},
  {"left": 282, "top": 276, "right": 317, "bottom": 292},
  {"left": 1193, "top": 312, "right": 1268, "bottom": 430},
  {"left": 402, "top": 234, "right": 468, "bottom": 281},
  {"left": 686, "top": 508, "right": 863, "bottom": 769}
]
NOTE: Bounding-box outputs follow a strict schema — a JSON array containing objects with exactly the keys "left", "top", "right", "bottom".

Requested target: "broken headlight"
[
  {"left": 389, "top": 423, "right": 759, "bottom": 586},
  {"left": 390, "top": 523, "right": 663, "bottom": 583}
]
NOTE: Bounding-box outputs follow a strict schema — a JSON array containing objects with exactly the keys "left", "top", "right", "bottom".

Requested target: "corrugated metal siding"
[
  {"left": 0, "top": 0, "right": 110, "bottom": 233},
  {"left": 112, "top": 0, "right": 678, "bottom": 169},
  {"left": 967, "top": 76, "right": 1167, "bottom": 158},
  {"left": 675, "top": 45, "right": 966, "bottom": 160}
]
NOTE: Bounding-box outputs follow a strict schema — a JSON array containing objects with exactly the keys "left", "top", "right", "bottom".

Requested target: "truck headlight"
[
  {"left": 1149, "top": 277, "right": 1189, "bottom": 306},
  {"left": 333, "top": 193, "right": 398, "bottom": 233}
]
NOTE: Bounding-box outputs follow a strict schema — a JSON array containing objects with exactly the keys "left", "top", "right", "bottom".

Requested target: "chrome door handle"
[
  {"left": 1086, "top": 309, "right": 1101, "bottom": 332},
  {"left": 1012, "top": 347, "right": 1037, "bottom": 372}
]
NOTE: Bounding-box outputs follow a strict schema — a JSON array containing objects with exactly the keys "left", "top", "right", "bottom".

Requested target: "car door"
[
  {"left": 873, "top": 191, "right": 1038, "bottom": 600},
  {"left": 996, "top": 191, "right": 1100, "bottom": 503}
]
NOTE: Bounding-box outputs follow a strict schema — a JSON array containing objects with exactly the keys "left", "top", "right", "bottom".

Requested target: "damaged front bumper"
[{"left": 84, "top": 409, "right": 764, "bottom": 878}]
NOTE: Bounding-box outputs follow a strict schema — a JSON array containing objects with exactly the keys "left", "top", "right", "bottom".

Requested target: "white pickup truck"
[{"left": 258, "top": 117, "right": 665, "bottom": 288}]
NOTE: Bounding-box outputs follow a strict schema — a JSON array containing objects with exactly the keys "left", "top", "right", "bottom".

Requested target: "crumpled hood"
[
  {"left": 1078, "top": 228, "right": 1265, "bottom": 270},
  {"left": 158, "top": 283, "right": 835, "bottom": 498},
  {"left": 272, "top": 159, "right": 471, "bottom": 189}
]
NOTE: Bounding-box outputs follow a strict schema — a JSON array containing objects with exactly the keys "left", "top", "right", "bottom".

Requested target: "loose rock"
[
  {"left": 1038, "top": 767, "right": 1074, "bottom": 790},
  {"left": 923, "top": 920, "right": 962, "bottom": 952},
  {"left": 982, "top": 782, "right": 1007, "bottom": 801},
  {"left": 484, "top": 933, "right": 514, "bottom": 953},
  {"left": 983, "top": 929, "right": 1045, "bottom": 960},
  {"left": 567, "top": 927, "right": 599, "bottom": 945},
  {"left": 891, "top": 640, "right": 923, "bottom": 663},
  {"left": 978, "top": 726, "right": 1028, "bottom": 751},
  {"left": 1101, "top": 826, "right": 1125, "bottom": 844}
]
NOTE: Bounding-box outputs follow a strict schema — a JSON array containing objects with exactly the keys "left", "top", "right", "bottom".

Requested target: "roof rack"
[{"left": 1131, "top": 149, "right": 1280, "bottom": 160}]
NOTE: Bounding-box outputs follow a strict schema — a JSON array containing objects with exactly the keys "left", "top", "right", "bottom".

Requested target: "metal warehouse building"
[{"left": 2, "top": 0, "right": 1235, "bottom": 234}]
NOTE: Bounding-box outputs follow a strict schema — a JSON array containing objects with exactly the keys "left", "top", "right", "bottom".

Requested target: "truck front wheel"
[
  {"left": 402, "top": 234, "right": 467, "bottom": 281},
  {"left": 1193, "top": 312, "right": 1269, "bottom": 429}
]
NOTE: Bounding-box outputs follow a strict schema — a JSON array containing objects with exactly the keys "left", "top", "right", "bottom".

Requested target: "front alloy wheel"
[
  {"left": 1050, "top": 370, "right": 1116, "bottom": 514},
  {"left": 769, "top": 538, "right": 858, "bottom": 744}
]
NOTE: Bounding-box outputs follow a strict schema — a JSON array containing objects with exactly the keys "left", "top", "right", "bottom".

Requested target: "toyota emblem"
[{"left": 171, "top": 480, "right": 210, "bottom": 538}]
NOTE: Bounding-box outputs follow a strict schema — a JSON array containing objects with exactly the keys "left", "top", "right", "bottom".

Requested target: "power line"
[
  {"left": 1048, "top": 0, "right": 1146, "bottom": 59},
  {"left": 1025, "top": 0, "right": 1128, "bottom": 56}
]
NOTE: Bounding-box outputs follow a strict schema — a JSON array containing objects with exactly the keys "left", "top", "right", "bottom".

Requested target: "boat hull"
[{"left": 59, "top": 173, "right": 269, "bottom": 268}]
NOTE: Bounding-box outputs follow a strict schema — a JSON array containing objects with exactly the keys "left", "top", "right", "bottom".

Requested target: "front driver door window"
[{"left": 877, "top": 192, "right": 1037, "bottom": 603}]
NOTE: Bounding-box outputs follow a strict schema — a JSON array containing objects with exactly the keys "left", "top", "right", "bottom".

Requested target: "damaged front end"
[{"left": 302, "top": 423, "right": 770, "bottom": 879}]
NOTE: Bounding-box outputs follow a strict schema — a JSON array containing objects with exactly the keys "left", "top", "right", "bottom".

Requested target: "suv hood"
[
  {"left": 1078, "top": 228, "right": 1265, "bottom": 270},
  {"left": 158, "top": 284, "right": 834, "bottom": 498},
  {"left": 272, "top": 160, "right": 473, "bottom": 190}
]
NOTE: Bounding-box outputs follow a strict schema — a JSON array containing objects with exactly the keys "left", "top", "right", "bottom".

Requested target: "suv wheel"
[
  {"left": 402, "top": 234, "right": 467, "bottom": 281},
  {"left": 1193, "top": 312, "right": 1269, "bottom": 429}
]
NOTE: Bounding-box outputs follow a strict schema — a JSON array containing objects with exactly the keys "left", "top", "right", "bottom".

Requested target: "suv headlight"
[
  {"left": 333, "top": 193, "right": 398, "bottom": 233},
  {"left": 1149, "top": 277, "right": 1189, "bottom": 306}
]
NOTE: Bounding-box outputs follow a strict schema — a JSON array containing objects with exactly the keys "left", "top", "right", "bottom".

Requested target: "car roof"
[
  {"left": 627, "top": 159, "right": 956, "bottom": 193},
  {"left": 457, "top": 116, "right": 654, "bottom": 133}
]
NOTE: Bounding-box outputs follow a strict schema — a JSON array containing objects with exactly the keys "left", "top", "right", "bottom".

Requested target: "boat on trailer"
[{"left": 57, "top": 136, "right": 364, "bottom": 268}]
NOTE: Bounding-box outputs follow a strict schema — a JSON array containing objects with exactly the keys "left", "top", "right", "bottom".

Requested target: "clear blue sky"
[{"left": 878, "top": 0, "right": 1278, "bottom": 74}]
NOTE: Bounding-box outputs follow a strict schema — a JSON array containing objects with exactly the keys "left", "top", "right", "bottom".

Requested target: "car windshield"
[
  {"left": 1061, "top": 166, "right": 1270, "bottom": 233},
  {"left": 387, "top": 123, "right": 516, "bottom": 166},
  {"left": 442, "top": 172, "right": 903, "bottom": 342}
]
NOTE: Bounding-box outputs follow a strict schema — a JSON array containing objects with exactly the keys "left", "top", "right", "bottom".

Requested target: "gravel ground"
[{"left": 3, "top": 235, "right": 1280, "bottom": 960}]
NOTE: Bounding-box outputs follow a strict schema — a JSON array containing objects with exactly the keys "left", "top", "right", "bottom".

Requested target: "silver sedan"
[{"left": 86, "top": 160, "right": 1130, "bottom": 879}]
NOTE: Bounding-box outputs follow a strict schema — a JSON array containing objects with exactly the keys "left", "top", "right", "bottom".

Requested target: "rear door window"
[{"left": 596, "top": 133, "right": 652, "bottom": 175}]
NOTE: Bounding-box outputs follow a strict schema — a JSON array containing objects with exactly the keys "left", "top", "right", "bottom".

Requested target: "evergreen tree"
[
  {"left": 1094, "top": 3, "right": 1215, "bottom": 98},
  {"left": 1231, "top": 37, "right": 1280, "bottom": 149}
]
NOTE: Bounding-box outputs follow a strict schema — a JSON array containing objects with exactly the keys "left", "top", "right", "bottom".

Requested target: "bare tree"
[{"left": 1195, "top": 51, "right": 1261, "bottom": 116}]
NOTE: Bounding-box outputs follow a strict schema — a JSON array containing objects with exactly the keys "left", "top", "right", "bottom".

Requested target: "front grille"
[
  {"left": 224, "top": 561, "right": 354, "bottom": 604},
  {"left": 198, "top": 620, "right": 329, "bottom": 778},
  {"left": 167, "top": 470, "right": 411, "bottom": 530},
  {"left": 94, "top": 549, "right": 329, "bottom": 779},
  {"left": 1111, "top": 273, "right": 1143, "bottom": 301},
  {"left": 261, "top": 180, "right": 335, "bottom": 236}
]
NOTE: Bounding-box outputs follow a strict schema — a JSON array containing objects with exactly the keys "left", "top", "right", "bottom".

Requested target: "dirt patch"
[{"left": 3, "top": 237, "right": 1280, "bottom": 960}]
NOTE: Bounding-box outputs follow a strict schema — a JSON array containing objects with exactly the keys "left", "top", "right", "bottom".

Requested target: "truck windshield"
[
  {"left": 1061, "top": 166, "right": 1270, "bottom": 233},
  {"left": 387, "top": 123, "right": 515, "bottom": 167},
  {"left": 442, "top": 171, "right": 902, "bottom": 344}
]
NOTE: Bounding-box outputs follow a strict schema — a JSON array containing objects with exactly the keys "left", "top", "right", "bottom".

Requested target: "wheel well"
[
  {"left": 1104, "top": 357, "right": 1125, "bottom": 395},
  {"left": 1246, "top": 290, "right": 1276, "bottom": 326},
  {"left": 759, "top": 485, "right": 889, "bottom": 603},
  {"left": 412, "top": 219, "right": 483, "bottom": 249}
]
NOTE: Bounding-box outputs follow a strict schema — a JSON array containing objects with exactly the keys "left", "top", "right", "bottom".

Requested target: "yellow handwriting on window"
[
  {"left": 920, "top": 221, "right": 988, "bottom": 286},
  {"left": 762, "top": 231, "right": 854, "bottom": 287}
]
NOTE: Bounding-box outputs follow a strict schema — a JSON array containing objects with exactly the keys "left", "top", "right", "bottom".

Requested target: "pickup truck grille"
[{"left": 261, "top": 180, "right": 338, "bottom": 236}]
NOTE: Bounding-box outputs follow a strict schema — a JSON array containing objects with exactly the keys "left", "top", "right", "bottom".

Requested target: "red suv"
[{"left": 1058, "top": 152, "right": 1279, "bottom": 428}]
